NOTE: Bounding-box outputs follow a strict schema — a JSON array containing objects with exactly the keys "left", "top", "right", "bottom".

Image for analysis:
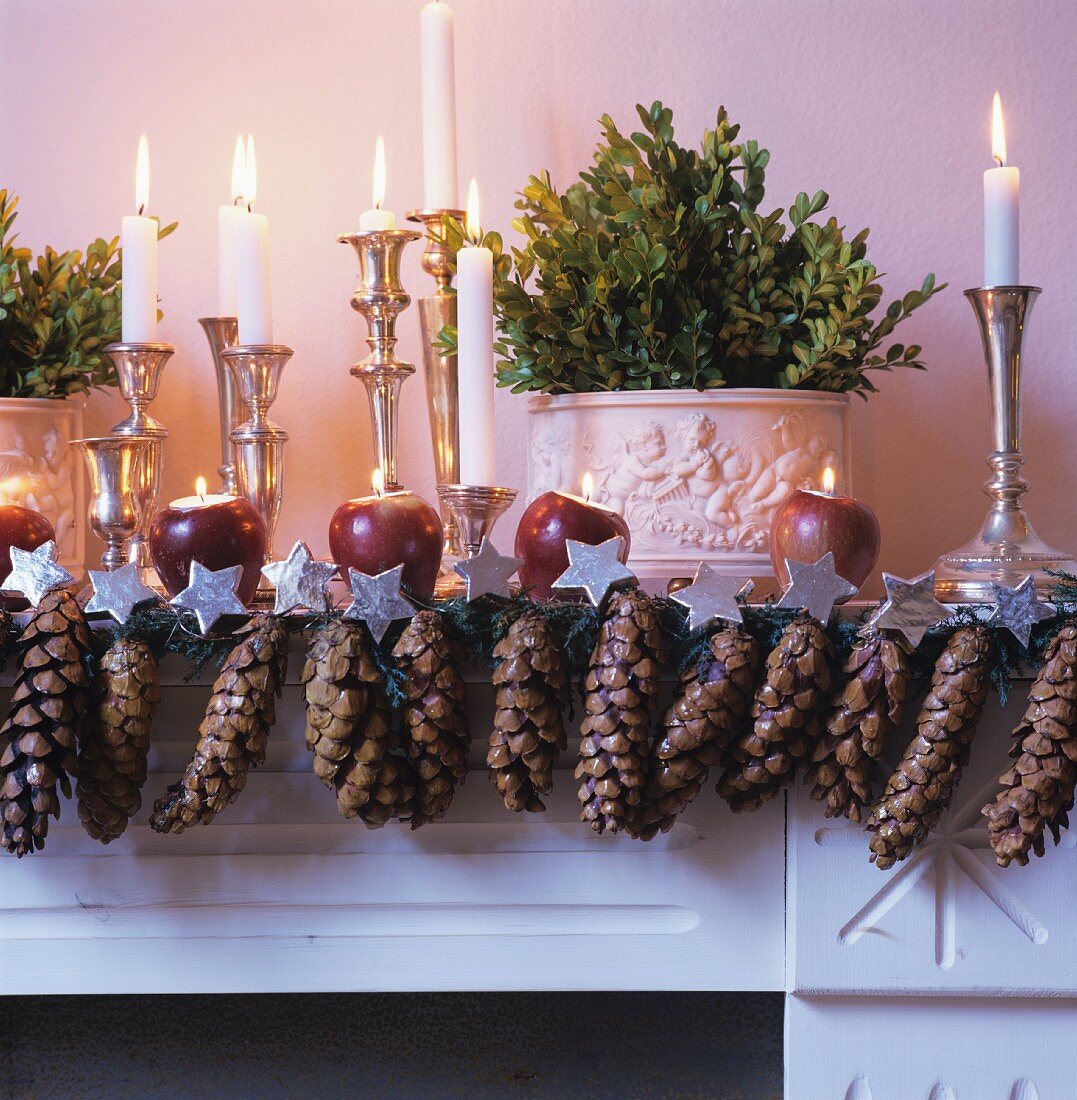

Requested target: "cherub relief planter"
[{"left": 527, "top": 390, "right": 851, "bottom": 581}]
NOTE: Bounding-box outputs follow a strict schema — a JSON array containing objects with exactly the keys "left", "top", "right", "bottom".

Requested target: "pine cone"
[
  {"left": 395, "top": 610, "right": 470, "bottom": 827},
  {"left": 717, "top": 616, "right": 834, "bottom": 813},
  {"left": 0, "top": 589, "right": 92, "bottom": 856},
  {"left": 77, "top": 638, "right": 161, "bottom": 844},
  {"left": 635, "top": 626, "right": 760, "bottom": 839},
  {"left": 868, "top": 625, "right": 994, "bottom": 869},
  {"left": 983, "top": 624, "right": 1077, "bottom": 867},
  {"left": 352, "top": 754, "right": 417, "bottom": 828},
  {"left": 487, "top": 610, "right": 569, "bottom": 813},
  {"left": 576, "top": 587, "right": 663, "bottom": 835},
  {"left": 150, "top": 614, "right": 287, "bottom": 833},
  {"left": 302, "top": 620, "right": 390, "bottom": 816},
  {"left": 805, "top": 632, "right": 911, "bottom": 821}
]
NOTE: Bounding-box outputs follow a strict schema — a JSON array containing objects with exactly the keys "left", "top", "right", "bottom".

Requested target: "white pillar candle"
[
  {"left": 984, "top": 91, "right": 1019, "bottom": 286},
  {"left": 456, "top": 180, "right": 496, "bottom": 485},
  {"left": 121, "top": 133, "right": 158, "bottom": 342},
  {"left": 359, "top": 136, "right": 396, "bottom": 230},
  {"left": 217, "top": 135, "right": 245, "bottom": 317},
  {"left": 234, "top": 136, "right": 273, "bottom": 344},
  {"left": 420, "top": 0, "right": 458, "bottom": 210}
]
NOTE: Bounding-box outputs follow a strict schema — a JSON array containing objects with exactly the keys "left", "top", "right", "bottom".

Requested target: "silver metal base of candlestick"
[
  {"left": 199, "top": 317, "right": 241, "bottom": 495},
  {"left": 434, "top": 484, "right": 517, "bottom": 598},
  {"left": 933, "top": 286, "right": 1077, "bottom": 601}
]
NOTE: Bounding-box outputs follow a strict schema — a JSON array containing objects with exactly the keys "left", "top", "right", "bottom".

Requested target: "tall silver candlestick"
[
  {"left": 199, "top": 316, "right": 241, "bottom": 494},
  {"left": 934, "top": 286, "right": 1077, "bottom": 601},
  {"left": 338, "top": 228, "right": 421, "bottom": 491}
]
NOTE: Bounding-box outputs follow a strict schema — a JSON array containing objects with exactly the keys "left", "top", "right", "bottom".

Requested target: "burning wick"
[
  {"left": 581, "top": 472, "right": 594, "bottom": 503},
  {"left": 195, "top": 476, "right": 208, "bottom": 504},
  {"left": 821, "top": 467, "right": 836, "bottom": 496},
  {"left": 371, "top": 467, "right": 385, "bottom": 497}
]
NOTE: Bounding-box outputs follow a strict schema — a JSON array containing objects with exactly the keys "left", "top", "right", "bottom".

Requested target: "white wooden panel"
[
  {"left": 785, "top": 994, "right": 1076, "bottom": 1099},
  {"left": 788, "top": 687, "right": 1077, "bottom": 995}
]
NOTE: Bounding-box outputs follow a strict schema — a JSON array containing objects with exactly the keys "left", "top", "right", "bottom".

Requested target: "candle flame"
[
  {"left": 195, "top": 476, "right": 208, "bottom": 500},
  {"left": 245, "top": 134, "right": 258, "bottom": 207},
  {"left": 581, "top": 472, "right": 594, "bottom": 502},
  {"left": 466, "top": 178, "right": 481, "bottom": 243},
  {"left": 134, "top": 133, "right": 150, "bottom": 215},
  {"left": 991, "top": 91, "right": 1007, "bottom": 167},
  {"left": 231, "top": 134, "right": 246, "bottom": 204},
  {"left": 822, "top": 466, "right": 835, "bottom": 495},
  {"left": 372, "top": 136, "right": 387, "bottom": 210},
  {"left": 371, "top": 467, "right": 385, "bottom": 497}
]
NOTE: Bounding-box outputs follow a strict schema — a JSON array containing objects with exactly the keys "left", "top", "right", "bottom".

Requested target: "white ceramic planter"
[
  {"left": 527, "top": 389, "right": 851, "bottom": 580},
  {"left": 0, "top": 397, "right": 85, "bottom": 574}
]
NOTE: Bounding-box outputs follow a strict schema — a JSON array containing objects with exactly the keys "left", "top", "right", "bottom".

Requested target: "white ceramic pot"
[
  {"left": 527, "top": 389, "right": 851, "bottom": 581},
  {"left": 0, "top": 398, "right": 85, "bottom": 574}
]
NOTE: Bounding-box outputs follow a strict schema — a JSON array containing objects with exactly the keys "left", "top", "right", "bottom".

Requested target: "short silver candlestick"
[
  {"left": 72, "top": 435, "right": 149, "bottom": 571},
  {"left": 198, "top": 316, "right": 241, "bottom": 494},
  {"left": 105, "top": 341, "right": 172, "bottom": 576},
  {"left": 934, "top": 286, "right": 1077, "bottom": 601},
  {"left": 338, "top": 228, "right": 421, "bottom": 491},
  {"left": 435, "top": 484, "right": 518, "bottom": 598}
]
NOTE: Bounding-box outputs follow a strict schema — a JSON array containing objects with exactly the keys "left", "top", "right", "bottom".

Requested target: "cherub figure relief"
[{"left": 598, "top": 420, "right": 669, "bottom": 513}]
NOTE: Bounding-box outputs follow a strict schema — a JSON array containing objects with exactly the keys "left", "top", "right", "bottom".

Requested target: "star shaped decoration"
[
  {"left": 989, "top": 575, "right": 1054, "bottom": 649},
  {"left": 454, "top": 538, "right": 523, "bottom": 602},
  {"left": 551, "top": 536, "right": 635, "bottom": 608},
  {"left": 261, "top": 540, "right": 339, "bottom": 615},
  {"left": 776, "top": 551, "right": 857, "bottom": 623},
  {"left": 169, "top": 561, "right": 247, "bottom": 635},
  {"left": 672, "top": 562, "right": 752, "bottom": 632},
  {"left": 85, "top": 562, "right": 160, "bottom": 624},
  {"left": 870, "top": 570, "right": 949, "bottom": 648},
  {"left": 343, "top": 564, "right": 416, "bottom": 643},
  {"left": 2, "top": 541, "right": 74, "bottom": 607}
]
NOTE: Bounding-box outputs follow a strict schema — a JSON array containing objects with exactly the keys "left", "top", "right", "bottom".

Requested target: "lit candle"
[
  {"left": 234, "top": 135, "right": 274, "bottom": 344},
  {"left": 456, "top": 180, "right": 496, "bottom": 485},
  {"left": 420, "top": 0, "right": 458, "bottom": 210},
  {"left": 217, "top": 135, "right": 246, "bottom": 317},
  {"left": 984, "top": 91, "right": 1019, "bottom": 286},
  {"left": 358, "top": 136, "right": 396, "bottom": 231},
  {"left": 121, "top": 133, "right": 158, "bottom": 342}
]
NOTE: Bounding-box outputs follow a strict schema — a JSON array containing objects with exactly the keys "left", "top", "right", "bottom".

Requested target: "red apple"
[
  {"left": 515, "top": 490, "right": 631, "bottom": 600},
  {"left": 329, "top": 491, "right": 443, "bottom": 600},
  {"left": 770, "top": 488, "right": 881, "bottom": 592},
  {"left": 149, "top": 493, "right": 268, "bottom": 604},
  {"left": 0, "top": 503, "right": 56, "bottom": 587}
]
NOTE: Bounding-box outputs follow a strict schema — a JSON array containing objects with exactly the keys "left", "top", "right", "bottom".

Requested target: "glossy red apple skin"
[
  {"left": 770, "top": 489, "right": 881, "bottom": 592},
  {"left": 329, "top": 493, "right": 443, "bottom": 600},
  {"left": 0, "top": 504, "right": 56, "bottom": 587},
  {"left": 149, "top": 497, "right": 268, "bottom": 605},
  {"left": 515, "top": 491, "right": 631, "bottom": 601}
]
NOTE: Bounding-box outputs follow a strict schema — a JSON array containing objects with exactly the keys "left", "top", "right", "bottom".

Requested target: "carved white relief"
[{"left": 845, "top": 1077, "right": 1039, "bottom": 1099}]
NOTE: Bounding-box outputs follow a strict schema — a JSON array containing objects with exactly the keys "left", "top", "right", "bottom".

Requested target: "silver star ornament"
[
  {"left": 85, "top": 562, "right": 160, "bottom": 624},
  {"left": 989, "top": 575, "right": 1053, "bottom": 649},
  {"left": 551, "top": 536, "right": 635, "bottom": 607},
  {"left": 343, "top": 564, "right": 416, "bottom": 643},
  {"left": 871, "top": 570, "right": 949, "bottom": 649},
  {"left": 776, "top": 551, "right": 858, "bottom": 623},
  {"left": 169, "top": 561, "right": 247, "bottom": 634},
  {"left": 454, "top": 538, "right": 522, "bottom": 602},
  {"left": 672, "top": 562, "right": 752, "bottom": 632},
  {"left": 261, "top": 540, "right": 339, "bottom": 615},
  {"left": 3, "top": 541, "right": 74, "bottom": 607}
]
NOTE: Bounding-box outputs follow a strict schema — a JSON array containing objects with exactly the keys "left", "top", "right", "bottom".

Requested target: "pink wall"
[{"left": 2, "top": 0, "right": 1075, "bottom": 591}]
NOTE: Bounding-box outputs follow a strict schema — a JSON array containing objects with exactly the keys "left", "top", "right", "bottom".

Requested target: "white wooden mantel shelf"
[{"left": 1, "top": 654, "right": 1074, "bottom": 1098}]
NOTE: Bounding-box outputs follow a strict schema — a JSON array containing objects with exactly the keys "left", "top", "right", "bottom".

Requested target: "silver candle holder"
[
  {"left": 221, "top": 343, "right": 293, "bottom": 564},
  {"left": 105, "top": 341, "right": 172, "bottom": 576},
  {"left": 72, "top": 435, "right": 149, "bottom": 571},
  {"left": 198, "top": 316, "right": 241, "bottom": 495},
  {"left": 934, "top": 286, "right": 1077, "bottom": 601},
  {"left": 338, "top": 228, "right": 421, "bottom": 491},
  {"left": 408, "top": 208, "right": 465, "bottom": 564},
  {"left": 435, "top": 484, "right": 517, "bottom": 598}
]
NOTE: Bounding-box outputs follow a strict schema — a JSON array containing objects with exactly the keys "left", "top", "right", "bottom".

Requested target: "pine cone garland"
[
  {"left": 868, "top": 625, "right": 994, "bottom": 869},
  {"left": 302, "top": 620, "right": 390, "bottom": 815},
  {"left": 0, "top": 589, "right": 92, "bottom": 857},
  {"left": 150, "top": 614, "right": 287, "bottom": 833},
  {"left": 576, "top": 587, "right": 663, "bottom": 835},
  {"left": 805, "top": 632, "right": 911, "bottom": 821},
  {"left": 635, "top": 626, "right": 760, "bottom": 839},
  {"left": 76, "top": 638, "right": 161, "bottom": 844},
  {"left": 983, "top": 624, "right": 1077, "bottom": 867},
  {"left": 717, "top": 616, "right": 834, "bottom": 813},
  {"left": 394, "top": 610, "right": 470, "bottom": 827},
  {"left": 487, "top": 610, "right": 569, "bottom": 813}
]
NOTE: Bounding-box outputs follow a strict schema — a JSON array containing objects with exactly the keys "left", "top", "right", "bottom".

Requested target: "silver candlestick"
[
  {"left": 199, "top": 316, "right": 241, "bottom": 494},
  {"left": 72, "top": 435, "right": 149, "bottom": 571},
  {"left": 934, "top": 286, "right": 1077, "bottom": 601},
  {"left": 222, "top": 344, "right": 293, "bottom": 564},
  {"left": 105, "top": 341, "right": 172, "bottom": 575},
  {"left": 338, "top": 228, "right": 421, "bottom": 491},
  {"left": 435, "top": 484, "right": 517, "bottom": 598}
]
